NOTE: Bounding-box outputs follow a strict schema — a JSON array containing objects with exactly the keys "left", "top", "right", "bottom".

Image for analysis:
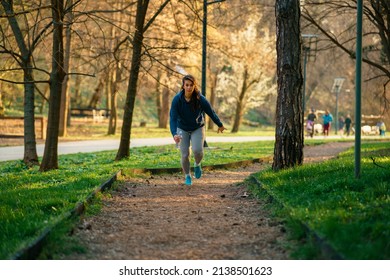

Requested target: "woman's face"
[{"left": 183, "top": 79, "right": 195, "bottom": 95}]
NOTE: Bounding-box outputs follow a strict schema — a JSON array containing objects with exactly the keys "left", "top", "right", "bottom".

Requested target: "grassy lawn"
[
  {"left": 250, "top": 141, "right": 390, "bottom": 259},
  {"left": 0, "top": 140, "right": 275, "bottom": 259}
]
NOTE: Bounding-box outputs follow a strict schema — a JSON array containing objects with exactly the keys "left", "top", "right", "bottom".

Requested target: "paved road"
[{"left": 0, "top": 136, "right": 275, "bottom": 162}]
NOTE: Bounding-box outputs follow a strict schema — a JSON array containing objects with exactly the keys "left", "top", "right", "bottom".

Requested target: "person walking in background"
[
  {"left": 170, "top": 74, "right": 226, "bottom": 186},
  {"left": 345, "top": 114, "right": 352, "bottom": 136},
  {"left": 378, "top": 120, "right": 386, "bottom": 136},
  {"left": 322, "top": 109, "right": 333, "bottom": 136},
  {"left": 306, "top": 108, "right": 317, "bottom": 138}
]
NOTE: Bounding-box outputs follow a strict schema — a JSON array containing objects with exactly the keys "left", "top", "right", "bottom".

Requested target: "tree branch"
[
  {"left": 0, "top": 78, "right": 49, "bottom": 84},
  {"left": 143, "top": 0, "right": 171, "bottom": 33}
]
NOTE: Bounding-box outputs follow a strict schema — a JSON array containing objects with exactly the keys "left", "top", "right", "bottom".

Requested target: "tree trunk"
[
  {"left": 156, "top": 72, "right": 163, "bottom": 127},
  {"left": 108, "top": 63, "right": 120, "bottom": 135},
  {"left": 73, "top": 75, "right": 81, "bottom": 107},
  {"left": 40, "top": 0, "right": 65, "bottom": 171},
  {"left": 231, "top": 68, "right": 249, "bottom": 133},
  {"left": 88, "top": 80, "right": 103, "bottom": 108},
  {"left": 273, "top": 0, "right": 304, "bottom": 170},
  {"left": 207, "top": 73, "right": 217, "bottom": 130},
  {"left": 160, "top": 87, "right": 170, "bottom": 128},
  {"left": 116, "top": 0, "right": 150, "bottom": 160},
  {"left": 23, "top": 61, "right": 39, "bottom": 166},
  {"left": 1, "top": 0, "right": 39, "bottom": 166},
  {"left": 59, "top": 0, "right": 73, "bottom": 137},
  {"left": 0, "top": 90, "right": 3, "bottom": 116}
]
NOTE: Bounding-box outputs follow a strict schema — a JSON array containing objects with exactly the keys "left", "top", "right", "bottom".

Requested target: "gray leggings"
[{"left": 177, "top": 126, "right": 205, "bottom": 175}]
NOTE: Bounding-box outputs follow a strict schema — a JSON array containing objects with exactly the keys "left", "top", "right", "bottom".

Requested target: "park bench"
[{"left": 70, "top": 108, "right": 110, "bottom": 122}]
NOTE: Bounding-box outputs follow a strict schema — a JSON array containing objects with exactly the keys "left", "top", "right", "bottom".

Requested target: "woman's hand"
[
  {"left": 173, "top": 135, "right": 181, "bottom": 143},
  {"left": 217, "top": 126, "right": 226, "bottom": 133}
]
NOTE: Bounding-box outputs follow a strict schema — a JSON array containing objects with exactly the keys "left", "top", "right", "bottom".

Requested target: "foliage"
[
  {"left": 0, "top": 140, "right": 275, "bottom": 259},
  {"left": 251, "top": 141, "right": 390, "bottom": 259}
]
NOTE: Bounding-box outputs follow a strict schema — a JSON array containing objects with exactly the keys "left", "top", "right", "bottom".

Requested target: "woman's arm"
[
  {"left": 199, "top": 95, "right": 223, "bottom": 128},
  {"left": 169, "top": 96, "right": 179, "bottom": 137}
]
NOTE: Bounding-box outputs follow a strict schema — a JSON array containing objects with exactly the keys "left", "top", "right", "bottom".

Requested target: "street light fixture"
[
  {"left": 301, "top": 34, "right": 318, "bottom": 113},
  {"left": 332, "top": 77, "right": 345, "bottom": 135}
]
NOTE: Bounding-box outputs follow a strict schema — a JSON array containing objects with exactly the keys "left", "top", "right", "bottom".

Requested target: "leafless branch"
[
  {"left": 0, "top": 4, "right": 52, "bottom": 18},
  {"left": 0, "top": 78, "right": 49, "bottom": 84},
  {"left": 144, "top": 0, "right": 171, "bottom": 33}
]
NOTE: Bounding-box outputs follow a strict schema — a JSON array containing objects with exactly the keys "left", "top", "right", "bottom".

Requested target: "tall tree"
[
  {"left": 59, "top": 0, "right": 74, "bottom": 137},
  {"left": 231, "top": 67, "right": 262, "bottom": 133},
  {"left": 273, "top": 0, "right": 304, "bottom": 170},
  {"left": 40, "top": 0, "right": 66, "bottom": 171},
  {"left": 116, "top": 0, "right": 170, "bottom": 160},
  {"left": 1, "top": 0, "right": 40, "bottom": 166}
]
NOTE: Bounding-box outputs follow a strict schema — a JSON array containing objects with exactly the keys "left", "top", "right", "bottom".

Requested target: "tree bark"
[
  {"left": 23, "top": 61, "right": 39, "bottom": 166},
  {"left": 40, "top": 0, "right": 66, "bottom": 171},
  {"left": 59, "top": 0, "right": 73, "bottom": 137},
  {"left": 108, "top": 62, "right": 120, "bottom": 135},
  {"left": 273, "top": 0, "right": 304, "bottom": 170},
  {"left": 116, "top": 0, "right": 150, "bottom": 160}
]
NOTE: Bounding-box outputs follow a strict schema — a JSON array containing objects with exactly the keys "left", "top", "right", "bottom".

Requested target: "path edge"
[
  {"left": 249, "top": 175, "right": 345, "bottom": 260},
  {"left": 11, "top": 170, "right": 122, "bottom": 260}
]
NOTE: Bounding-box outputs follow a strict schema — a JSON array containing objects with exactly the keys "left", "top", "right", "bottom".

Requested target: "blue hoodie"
[{"left": 169, "top": 90, "right": 223, "bottom": 137}]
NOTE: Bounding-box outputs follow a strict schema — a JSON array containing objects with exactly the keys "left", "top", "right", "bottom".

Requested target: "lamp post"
[
  {"left": 301, "top": 34, "right": 318, "bottom": 114},
  {"left": 201, "top": 0, "right": 225, "bottom": 147},
  {"left": 201, "top": 0, "right": 225, "bottom": 98},
  {"left": 332, "top": 77, "right": 345, "bottom": 135},
  {"left": 355, "top": 0, "right": 363, "bottom": 178}
]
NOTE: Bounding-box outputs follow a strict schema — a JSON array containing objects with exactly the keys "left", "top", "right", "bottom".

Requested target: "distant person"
[
  {"left": 345, "top": 114, "right": 352, "bottom": 136},
  {"left": 378, "top": 120, "right": 386, "bottom": 136},
  {"left": 170, "top": 74, "right": 226, "bottom": 186},
  {"left": 338, "top": 115, "right": 345, "bottom": 136},
  {"left": 306, "top": 109, "right": 317, "bottom": 138},
  {"left": 322, "top": 109, "right": 333, "bottom": 136}
]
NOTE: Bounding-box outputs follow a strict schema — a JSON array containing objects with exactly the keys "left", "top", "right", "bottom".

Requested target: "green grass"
[
  {"left": 0, "top": 140, "right": 275, "bottom": 259},
  {"left": 250, "top": 141, "right": 390, "bottom": 259}
]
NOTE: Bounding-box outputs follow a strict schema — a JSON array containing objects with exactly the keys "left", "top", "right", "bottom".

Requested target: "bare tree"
[
  {"left": 272, "top": 0, "right": 304, "bottom": 170},
  {"left": 116, "top": 0, "right": 170, "bottom": 160},
  {"left": 1, "top": 0, "right": 42, "bottom": 166},
  {"left": 40, "top": 0, "right": 66, "bottom": 171},
  {"left": 231, "top": 68, "right": 262, "bottom": 133},
  {"left": 59, "top": 0, "right": 74, "bottom": 137}
]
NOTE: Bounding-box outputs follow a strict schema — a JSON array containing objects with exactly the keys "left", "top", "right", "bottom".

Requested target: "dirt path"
[{"left": 62, "top": 141, "right": 354, "bottom": 260}]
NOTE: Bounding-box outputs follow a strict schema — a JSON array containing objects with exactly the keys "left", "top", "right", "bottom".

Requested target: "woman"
[
  {"left": 322, "top": 109, "right": 333, "bottom": 136},
  {"left": 170, "top": 74, "right": 226, "bottom": 186}
]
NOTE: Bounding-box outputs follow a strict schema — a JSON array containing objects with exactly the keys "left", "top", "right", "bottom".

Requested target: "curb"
[
  {"left": 249, "top": 175, "right": 344, "bottom": 260},
  {"left": 11, "top": 170, "right": 122, "bottom": 260}
]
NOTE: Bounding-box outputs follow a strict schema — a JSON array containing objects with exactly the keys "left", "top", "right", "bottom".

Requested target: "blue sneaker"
[
  {"left": 185, "top": 175, "right": 192, "bottom": 186},
  {"left": 194, "top": 164, "right": 202, "bottom": 179}
]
